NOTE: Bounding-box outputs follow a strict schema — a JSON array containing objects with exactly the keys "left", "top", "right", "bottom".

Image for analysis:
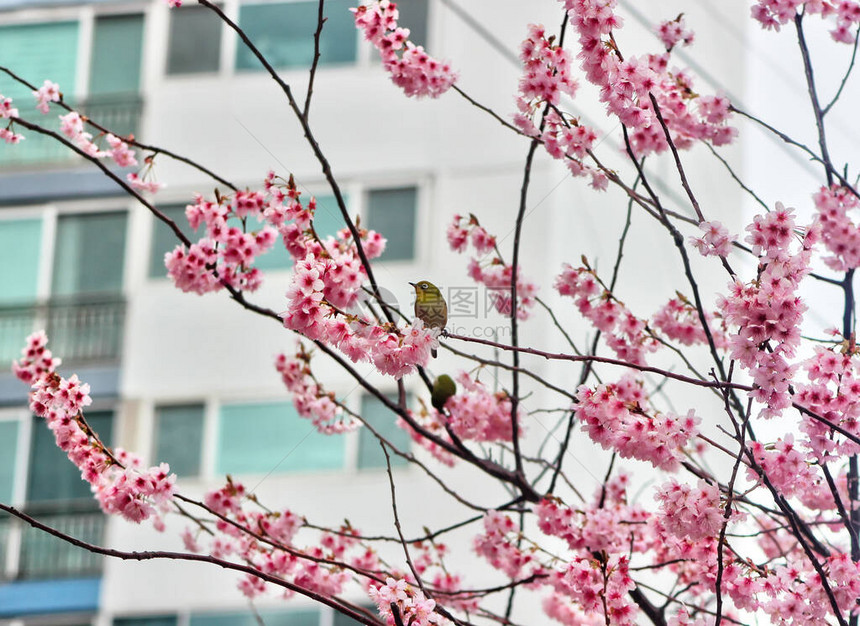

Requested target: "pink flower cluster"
[
  {"left": 795, "top": 344, "right": 860, "bottom": 460},
  {"left": 165, "top": 189, "right": 278, "bottom": 294},
  {"left": 443, "top": 371, "right": 521, "bottom": 442},
  {"left": 186, "top": 478, "right": 361, "bottom": 600},
  {"left": 513, "top": 24, "right": 604, "bottom": 189},
  {"left": 58, "top": 110, "right": 149, "bottom": 181},
  {"left": 574, "top": 375, "right": 700, "bottom": 471},
  {"left": 656, "top": 15, "right": 695, "bottom": 50},
  {"left": 447, "top": 214, "right": 538, "bottom": 320},
  {"left": 555, "top": 263, "right": 658, "bottom": 364},
  {"left": 752, "top": 0, "right": 860, "bottom": 43},
  {"left": 13, "top": 332, "right": 175, "bottom": 524},
  {"left": 651, "top": 297, "right": 726, "bottom": 348},
  {"left": 0, "top": 94, "right": 24, "bottom": 144},
  {"left": 535, "top": 475, "right": 649, "bottom": 554},
  {"left": 369, "top": 578, "right": 446, "bottom": 626},
  {"left": 814, "top": 184, "right": 860, "bottom": 270},
  {"left": 717, "top": 203, "right": 818, "bottom": 418},
  {"left": 282, "top": 255, "right": 437, "bottom": 378},
  {"left": 473, "top": 511, "right": 542, "bottom": 580},
  {"left": 352, "top": 1, "right": 456, "bottom": 99},
  {"left": 689, "top": 219, "right": 735, "bottom": 258},
  {"left": 275, "top": 347, "right": 359, "bottom": 434},
  {"left": 33, "top": 80, "right": 60, "bottom": 114},
  {"left": 547, "top": 556, "right": 637, "bottom": 625},
  {"left": 747, "top": 435, "right": 838, "bottom": 510},
  {"left": 654, "top": 480, "right": 724, "bottom": 541},
  {"left": 563, "top": 0, "right": 736, "bottom": 155}
]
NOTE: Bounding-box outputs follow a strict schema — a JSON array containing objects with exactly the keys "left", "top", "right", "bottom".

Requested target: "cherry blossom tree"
[{"left": 4, "top": 0, "right": 860, "bottom": 624}]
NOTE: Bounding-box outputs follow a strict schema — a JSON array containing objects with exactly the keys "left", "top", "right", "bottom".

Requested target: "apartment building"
[{"left": 0, "top": 0, "right": 751, "bottom": 624}]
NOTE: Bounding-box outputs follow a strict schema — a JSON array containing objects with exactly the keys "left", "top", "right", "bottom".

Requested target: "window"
[
  {"left": 0, "top": 218, "right": 42, "bottom": 364},
  {"left": 0, "top": 409, "right": 113, "bottom": 581},
  {"left": 166, "top": 5, "right": 222, "bottom": 75},
  {"left": 53, "top": 212, "right": 127, "bottom": 297},
  {"left": 86, "top": 14, "right": 144, "bottom": 138},
  {"left": 0, "top": 21, "right": 79, "bottom": 166},
  {"left": 236, "top": 0, "right": 357, "bottom": 71},
  {"left": 0, "top": 421, "right": 18, "bottom": 503},
  {"left": 217, "top": 401, "right": 344, "bottom": 475},
  {"left": 394, "top": 0, "right": 429, "bottom": 49},
  {"left": 154, "top": 404, "right": 205, "bottom": 478},
  {"left": 357, "top": 393, "right": 410, "bottom": 469},
  {"left": 366, "top": 187, "right": 417, "bottom": 262},
  {"left": 27, "top": 412, "right": 113, "bottom": 505},
  {"left": 149, "top": 205, "right": 195, "bottom": 278}
]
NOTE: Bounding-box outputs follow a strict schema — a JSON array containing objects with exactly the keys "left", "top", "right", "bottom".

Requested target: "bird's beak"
[{"left": 408, "top": 282, "right": 416, "bottom": 287}]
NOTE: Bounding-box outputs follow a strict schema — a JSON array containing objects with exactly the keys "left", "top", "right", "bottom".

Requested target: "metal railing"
[
  {"left": 0, "top": 295, "right": 126, "bottom": 365},
  {"left": 1, "top": 504, "right": 107, "bottom": 580},
  {"left": 0, "top": 94, "right": 143, "bottom": 169}
]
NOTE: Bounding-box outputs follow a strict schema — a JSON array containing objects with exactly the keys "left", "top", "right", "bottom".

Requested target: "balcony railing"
[
  {"left": 0, "top": 94, "right": 143, "bottom": 169},
  {"left": 1, "top": 504, "right": 106, "bottom": 580},
  {"left": 0, "top": 296, "right": 126, "bottom": 366}
]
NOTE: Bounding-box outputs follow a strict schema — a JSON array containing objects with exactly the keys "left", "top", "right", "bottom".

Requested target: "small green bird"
[
  {"left": 431, "top": 374, "right": 457, "bottom": 411},
  {"left": 410, "top": 280, "right": 447, "bottom": 357}
]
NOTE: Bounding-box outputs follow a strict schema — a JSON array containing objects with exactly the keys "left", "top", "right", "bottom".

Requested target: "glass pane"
[
  {"left": 333, "top": 606, "right": 375, "bottom": 626},
  {"left": 0, "top": 219, "right": 41, "bottom": 364},
  {"left": 217, "top": 402, "right": 343, "bottom": 475},
  {"left": 190, "top": 609, "right": 318, "bottom": 626},
  {"left": 154, "top": 404, "right": 204, "bottom": 478},
  {"left": 150, "top": 205, "right": 196, "bottom": 278},
  {"left": 236, "top": 0, "right": 356, "bottom": 70},
  {"left": 0, "top": 421, "right": 18, "bottom": 503},
  {"left": 89, "top": 14, "right": 144, "bottom": 95},
  {"left": 115, "top": 616, "right": 179, "bottom": 626},
  {"left": 52, "top": 212, "right": 127, "bottom": 297},
  {"left": 357, "top": 393, "right": 410, "bottom": 469},
  {"left": 27, "top": 411, "right": 113, "bottom": 504},
  {"left": 0, "top": 218, "right": 41, "bottom": 304},
  {"left": 366, "top": 187, "right": 417, "bottom": 262},
  {"left": 313, "top": 194, "right": 345, "bottom": 239},
  {"left": 167, "top": 4, "right": 222, "bottom": 75},
  {"left": 0, "top": 21, "right": 79, "bottom": 166},
  {"left": 397, "top": 0, "right": 428, "bottom": 48}
]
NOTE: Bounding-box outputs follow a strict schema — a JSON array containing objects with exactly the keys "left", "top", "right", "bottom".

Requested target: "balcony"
[
  {"left": 0, "top": 296, "right": 126, "bottom": 366},
  {"left": 0, "top": 94, "right": 142, "bottom": 170},
  {"left": 1, "top": 503, "right": 106, "bottom": 581}
]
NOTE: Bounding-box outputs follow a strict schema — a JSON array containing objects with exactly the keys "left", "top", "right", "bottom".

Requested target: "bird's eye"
[{"left": 420, "top": 282, "right": 429, "bottom": 289}]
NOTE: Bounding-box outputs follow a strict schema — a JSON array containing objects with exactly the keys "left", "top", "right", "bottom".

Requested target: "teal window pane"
[
  {"left": 191, "top": 609, "right": 318, "bottom": 626},
  {"left": 236, "top": 0, "right": 356, "bottom": 70},
  {"left": 0, "top": 218, "right": 41, "bottom": 304},
  {"left": 115, "top": 617, "right": 178, "bottom": 626},
  {"left": 217, "top": 402, "right": 343, "bottom": 475},
  {"left": 357, "top": 393, "right": 410, "bottom": 469},
  {"left": 0, "top": 219, "right": 41, "bottom": 363},
  {"left": 167, "top": 4, "right": 222, "bottom": 74},
  {"left": 154, "top": 404, "right": 204, "bottom": 478},
  {"left": 313, "top": 194, "right": 345, "bottom": 239},
  {"left": 397, "top": 0, "right": 428, "bottom": 48},
  {"left": 27, "top": 411, "right": 113, "bottom": 504},
  {"left": 0, "top": 421, "right": 18, "bottom": 503},
  {"left": 150, "top": 205, "right": 196, "bottom": 278},
  {"left": 53, "top": 212, "right": 127, "bottom": 297},
  {"left": 89, "top": 14, "right": 144, "bottom": 95},
  {"left": 333, "top": 606, "right": 375, "bottom": 626},
  {"left": 0, "top": 21, "right": 78, "bottom": 166},
  {"left": 366, "top": 187, "right": 417, "bottom": 262}
]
